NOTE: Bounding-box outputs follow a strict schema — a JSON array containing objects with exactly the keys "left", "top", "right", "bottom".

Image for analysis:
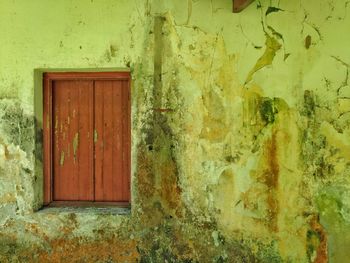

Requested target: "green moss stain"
[
  {"left": 0, "top": 100, "right": 34, "bottom": 155},
  {"left": 303, "top": 90, "right": 315, "bottom": 117},
  {"left": 259, "top": 98, "right": 276, "bottom": 124}
]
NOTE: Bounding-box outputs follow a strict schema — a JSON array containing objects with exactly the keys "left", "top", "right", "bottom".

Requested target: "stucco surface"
[{"left": 0, "top": 0, "right": 349, "bottom": 262}]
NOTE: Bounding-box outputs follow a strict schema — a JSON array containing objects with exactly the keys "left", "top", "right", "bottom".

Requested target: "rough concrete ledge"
[{"left": 36, "top": 206, "right": 131, "bottom": 215}]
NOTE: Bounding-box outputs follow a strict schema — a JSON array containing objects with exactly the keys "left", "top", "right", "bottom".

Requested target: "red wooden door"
[{"left": 44, "top": 72, "right": 131, "bottom": 206}]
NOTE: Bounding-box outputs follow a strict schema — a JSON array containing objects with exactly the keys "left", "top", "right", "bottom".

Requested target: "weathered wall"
[{"left": 0, "top": 0, "right": 349, "bottom": 262}]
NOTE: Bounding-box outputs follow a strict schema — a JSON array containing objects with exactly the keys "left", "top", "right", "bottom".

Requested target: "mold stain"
[
  {"left": 110, "top": 45, "right": 118, "bottom": 57},
  {"left": 305, "top": 35, "right": 312, "bottom": 49},
  {"left": 265, "top": 6, "right": 284, "bottom": 16},
  {"left": 303, "top": 90, "right": 315, "bottom": 118},
  {"left": 259, "top": 98, "right": 276, "bottom": 124}
]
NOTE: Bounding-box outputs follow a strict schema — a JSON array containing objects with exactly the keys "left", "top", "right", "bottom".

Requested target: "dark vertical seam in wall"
[
  {"left": 153, "top": 16, "right": 164, "bottom": 190},
  {"left": 153, "top": 16, "right": 164, "bottom": 109}
]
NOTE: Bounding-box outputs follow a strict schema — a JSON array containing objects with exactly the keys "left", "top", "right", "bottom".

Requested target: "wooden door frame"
[{"left": 43, "top": 71, "right": 131, "bottom": 207}]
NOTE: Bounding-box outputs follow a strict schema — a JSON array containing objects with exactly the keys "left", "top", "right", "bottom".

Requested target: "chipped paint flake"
[
  {"left": 245, "top": 34, "right": 281, "bottom": 84},
  {"left": 94, "top": 129, "right": 98, "bottom": 143},
  {"left": 55, "top": 115, "right": 58, "bottom": 130},
  {"left": 73, "top": 132, "right": 79, "bottom": 163},
  {"left": 60, "top": 151, "right": 65, "bottom": 166}
]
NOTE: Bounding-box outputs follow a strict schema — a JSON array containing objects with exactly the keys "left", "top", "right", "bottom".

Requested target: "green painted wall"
[{"left": 0, "top": 0, "right": 350, "bottom": 262}]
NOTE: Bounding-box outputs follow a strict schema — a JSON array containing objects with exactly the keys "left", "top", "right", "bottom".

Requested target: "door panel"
[
  {"left": 52, "top": 80, "right": 94, "bottom": 201},
  {"left": 94, "top": 80, "right": 129, "bottom": 201}
]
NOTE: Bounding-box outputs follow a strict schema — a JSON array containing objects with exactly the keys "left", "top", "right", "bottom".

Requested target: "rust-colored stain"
[
  {"left": 136, "top": 149, "right": 155, "bottom": 199},
  {"left": 310, "top": 215, "right": 328, "bottom": 263},
  {"left": 17, "top": 237, "right": 140, "bottom": 263},
  {"left": 264, "top": 130, "right": 279, "bottom": 232},
  {"left": 159, "top": 159, "right": 183, "bottom": 217},
  {"left": 24, "top": 223, "right": 50, "bottom": 242}
]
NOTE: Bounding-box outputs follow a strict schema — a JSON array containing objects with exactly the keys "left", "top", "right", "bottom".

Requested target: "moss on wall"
[{"left": 0, "top": 0, "right": 350, "bottom": 262}]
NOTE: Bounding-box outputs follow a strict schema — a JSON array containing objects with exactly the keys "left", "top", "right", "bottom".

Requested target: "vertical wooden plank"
[
  {"left": 94, "top": 81, "right": 105, "bottom": 200},
  {"left": 94, "top": 82, "right": 104, "bottom": 200},
  {"left": 94, "top": 80, "right": 126, "bottom": 201},
  {"left": 52, "top": 80, "right": 94, "bottom": 201},
  {"left": 78, "top": 82, "right": 94, "bottom": 200},
  {"left": 112, "top": 81, "right": 124, "bottom": 201}
]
